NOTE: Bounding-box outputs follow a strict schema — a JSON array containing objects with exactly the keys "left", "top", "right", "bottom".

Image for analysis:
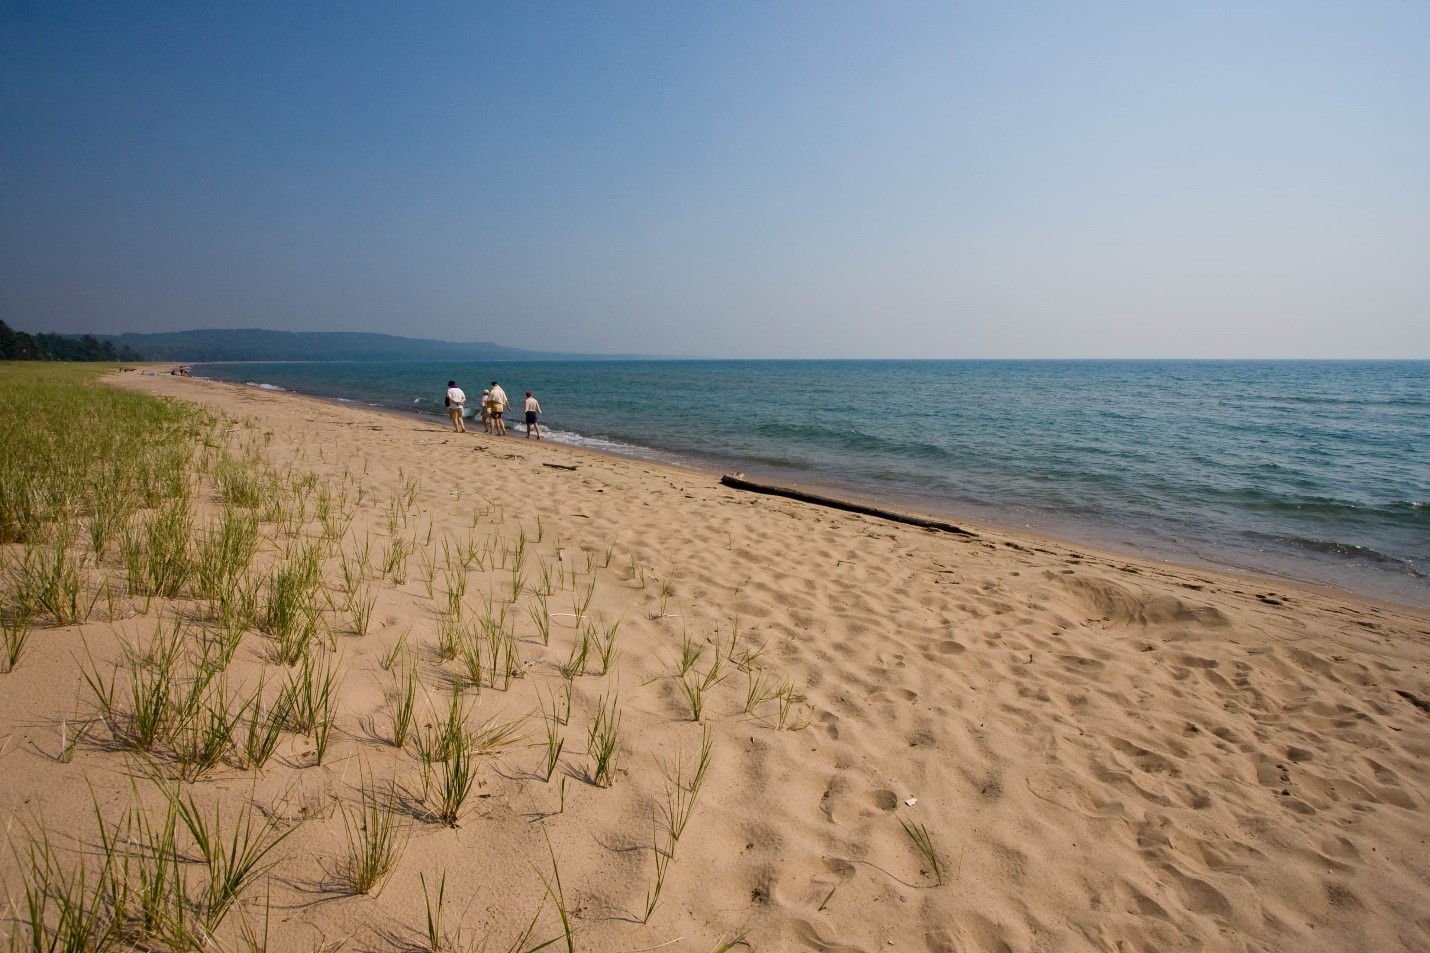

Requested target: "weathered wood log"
[
  {"left": 719, "top": 474, "right": 977, "bottom": 537},
  {"left": 543, "top": 462, "right": 578, "bottom": 471}
]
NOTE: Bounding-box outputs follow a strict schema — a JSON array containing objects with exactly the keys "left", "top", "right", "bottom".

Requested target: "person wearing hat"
[
  {"left": 523, "top": 390, "right": 543, "bottom": 439},
  {"left": 444, "top": 380, "right": 467, "bottom": 433},
  {"left": 479, "top": 388, "right": 493, "bottom": 433}
]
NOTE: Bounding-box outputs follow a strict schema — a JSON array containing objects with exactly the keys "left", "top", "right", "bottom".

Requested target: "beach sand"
[{"left": 3, "top": 370, "right": 1428, "bottom": 952}]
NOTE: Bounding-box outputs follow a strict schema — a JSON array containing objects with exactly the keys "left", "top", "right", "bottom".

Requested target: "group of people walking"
[{"left": 444, "top": 380, "right": 544, "bottom": 439}]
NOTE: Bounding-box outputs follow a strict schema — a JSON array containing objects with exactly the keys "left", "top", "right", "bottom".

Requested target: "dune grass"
[
  {"left": 339, "top": 770, "right": 409, "bottom": 896},
  {"left": 175, "top": 788, "right": 298, "bottom": 930},
  {"left": 3, "top": 363, "right": 808, "bottom": 950},
  {"left": 16, "top": 818, "right": 129, "bottom": 953},
  {"left": 898, "top": 816, "right": 944, "bottom": 886},
  {"left": 388, "top": 657, "right": 419, "bottom": 748},
  {"left": 262, "top": 543, "right": 325, "bottom": 665},
  {"left": 586, "top": 691, "right": 621, "bottom": 788},
  {"left": 1, "top": 608, "right": 33, "bottom": 672},
  {"left": 0, "top": 363, "right": 213, "bottom": 547}
]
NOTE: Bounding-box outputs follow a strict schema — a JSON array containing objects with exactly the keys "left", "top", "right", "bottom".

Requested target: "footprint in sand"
[{"left": 870, "top": 789, "right": 899, "bottom": 810}]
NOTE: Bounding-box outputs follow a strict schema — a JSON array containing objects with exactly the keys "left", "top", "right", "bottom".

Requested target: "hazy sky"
[{"left": 2, "top": 2, "right": 1426, "bottom": 358}]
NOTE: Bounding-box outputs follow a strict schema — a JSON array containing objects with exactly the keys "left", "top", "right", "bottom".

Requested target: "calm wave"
[{"left": 196, "top": 359, "right": 1429, "bottom": 608}]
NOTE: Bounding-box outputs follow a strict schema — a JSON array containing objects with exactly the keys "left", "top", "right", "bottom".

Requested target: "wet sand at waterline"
[{"left": 3, "top": 370, "right": 1428, "bottom": 952}]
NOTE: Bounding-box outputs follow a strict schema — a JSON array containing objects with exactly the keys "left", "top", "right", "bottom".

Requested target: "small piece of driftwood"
[
  {"left": 719, "top": 474, "right": 977, "bottom": 537},
  {"left": 543, "top": 462, "right": 578, "bottom": 471}
]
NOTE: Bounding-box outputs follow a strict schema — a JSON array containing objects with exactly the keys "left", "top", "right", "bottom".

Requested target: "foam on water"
[{"left": 542, "top": 429, "right": 685, "bottom": 465}]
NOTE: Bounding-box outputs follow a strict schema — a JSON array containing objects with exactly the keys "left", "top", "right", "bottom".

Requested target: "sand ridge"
[{"left": 1, "top": 371, "right": 1427, "bottom": 952}]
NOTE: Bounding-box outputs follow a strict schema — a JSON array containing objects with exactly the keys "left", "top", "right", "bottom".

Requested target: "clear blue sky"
[{"left": 2, "top": 1, "right": 1426, "bottom": 358}]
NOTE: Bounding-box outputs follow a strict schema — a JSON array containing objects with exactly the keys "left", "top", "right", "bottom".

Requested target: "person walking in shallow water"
[
  {"left": 487, "top": 381, "right": 510, "bottom": 435},
  {"left": 445, "top": 380, "right": 467, "bottom": 433},
  {"left": 479, "top": 388, "right": 493, "bottom": 433},
  {"left": 523, "top": 390, "right": 543, "bottom": 439}
]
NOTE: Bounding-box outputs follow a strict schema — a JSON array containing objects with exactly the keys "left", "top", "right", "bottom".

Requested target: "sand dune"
[{"left": 2, "top": 371, "right": 1427, "bottom": 953}]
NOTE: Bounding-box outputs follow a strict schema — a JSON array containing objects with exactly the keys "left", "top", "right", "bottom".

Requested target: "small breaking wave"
[
  {"left": 245, "top": 382, "right": 285, "bottom": 391},
  {"left": 1245, "top": 532, "right": 1427, "bottom": 577},
  {"left": 543, "top": 428, "right": 684, "bottom": 465}
]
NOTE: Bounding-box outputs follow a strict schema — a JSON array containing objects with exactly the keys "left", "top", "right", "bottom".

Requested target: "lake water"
[{"left": 195, "top": 359, "right": 1429, "bottom": 608}]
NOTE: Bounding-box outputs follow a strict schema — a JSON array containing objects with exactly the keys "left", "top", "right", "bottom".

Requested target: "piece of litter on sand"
[{"left": 904, "top": 797, "right": 918, "bottom": 806}]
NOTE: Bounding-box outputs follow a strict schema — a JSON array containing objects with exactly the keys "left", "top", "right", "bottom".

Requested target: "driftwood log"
[{"left": 719, "top": 474, "right": 977, "bottom": 537}]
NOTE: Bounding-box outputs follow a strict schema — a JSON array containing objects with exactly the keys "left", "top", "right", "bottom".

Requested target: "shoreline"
[
  {"left": 182, "top": 369, "right": 1426, "bottom": 616},
  {"left": 3, "top": 364, "right": 1425, "bottom": 952}
]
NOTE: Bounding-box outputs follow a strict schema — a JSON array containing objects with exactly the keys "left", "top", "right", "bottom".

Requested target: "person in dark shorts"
[{"left": 523, "top": 390, "right": 543, "bottom": 439}]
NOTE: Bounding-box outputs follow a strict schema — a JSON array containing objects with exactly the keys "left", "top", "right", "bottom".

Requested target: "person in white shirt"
[
  {"left": 445, "top": 380, "right": 467, "bottom": 433},
  {"left": 479, "top": 389, "right": 493, "bottom": 433},
  {"left": 523, "top": 390, "right": 543, "bottom": 439},
  {"left": 487, "top": 382, "right": 510, "bottom": 435}
]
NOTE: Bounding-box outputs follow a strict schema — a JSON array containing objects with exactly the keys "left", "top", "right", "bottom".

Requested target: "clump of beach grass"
[
  {"left": 339, "top": 770, "right": 409, "bottom": 896},
  {"left": 175, "top": 787, "right": 298, "bottom": 930},
  {"left": 382, "top": 535, "right": 411, "bottom": 583},
  {"left": 675, "top": 629, "right": 705, "bottom": 678},
  {"left": 14, "top": 815, "right": 128, "bottom": 953},
  {"left": 80, "top": 617, "right": 269, "bottom": 777},
  {"left": 122, "top": 497, "right": 195, "bottom": 600},
  {"left": 586, "top": 691, "right": 621, "bottom": 787},
  {"left": 570, "top": 577, "right": 596, "bottom": 622},
  {"left": 215, "top": 576, "right": 260, "bottom": 648},
  {"left": 240, "top": 680, "right": 288, "bottom": 770},
  {"left": 2, "top": 607, "right": 34, "bottom": 672},
  {"left": 412, "top": 687, "right": 491, "bottom": 826},
  {"left": 280, "top": 651, "right": 341, "bottom": 764},
  {"left": 13, "top": 533, "right": 98, "bottom": 626},
  {"left": 644, "top": 725, "right": 714, "bottom": 922},
  {"left": 432, "top": 721, "right": 477, "bottom": 827},
  {"left": 82, "top": 616, "right": 186, "bottom": 753},
  {"left": 561, "top": 627, "right": 590, "bottom": 680},
  {"left": 194, "top": 508, "right": 260, "bottom": 600},
  {"left": 898, "top": 816, "right": 944, "bottom": 885},
  {"left": 680, "top": 653, "right": 725, "bottom": 722},
  {"left": 214, "top": 452, "right": 270, "bottom": 508},
  {"left": 168, "top": 674, "right": 247, "bottom": 782},
  {"left": 774, "top": 681, "right": 810, "bottom": 730},
  {"left": 528, "top": 592, "right": 551, "bottom": 646},
  {"left": 592, "top": 616, "right": 620, "bottom": 675},
  {"left": 347, "top": 585, "right": 377, "bottom": 638},
  {"left": 261, "top": 543, "right": 325, "bottom": 665},
  {"left": 378, "top": 624, "right": 411, "bottom": 671},
  {"left": 388, "top": 657, "right": 418, "bottom": 748},
  {"left": 743, "top": 668, "right": 776, "bottom": 715}
]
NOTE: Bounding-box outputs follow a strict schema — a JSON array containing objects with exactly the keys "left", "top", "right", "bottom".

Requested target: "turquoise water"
[{"left": 196, "top": 360, "right": 1429, "bottom": 607}]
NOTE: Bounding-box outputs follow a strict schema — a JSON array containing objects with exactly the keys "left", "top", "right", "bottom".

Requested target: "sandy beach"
[{"left": 3, "top": 370, "right": 1428, "bottom": 953}]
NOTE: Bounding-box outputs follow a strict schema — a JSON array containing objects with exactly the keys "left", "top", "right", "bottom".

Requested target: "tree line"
[{"left": 0, "top": 321, "right": 145, "bottom": 362}]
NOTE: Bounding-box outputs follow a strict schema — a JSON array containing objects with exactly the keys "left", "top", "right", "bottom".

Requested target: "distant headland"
[{"left": 84, "top": 327, "right": 650, "bottom": 363}]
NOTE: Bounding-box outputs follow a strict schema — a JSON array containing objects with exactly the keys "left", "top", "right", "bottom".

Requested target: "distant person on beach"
[
  {"left": 479, "top": 388, "right": 493, "bottom": 433},
  {"left": 523, "top": 391, "right": 543, "bottom": 439},
  {"left": 445, "top": 380, "right": 467, "bottom": 433},
  {"left": 488, "top": 381, "right": 510, "bottom": 435}
]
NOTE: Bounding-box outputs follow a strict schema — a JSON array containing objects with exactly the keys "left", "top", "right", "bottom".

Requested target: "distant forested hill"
[
  {"left": 95, "top": 328, "right": 632, "bottom": 363},
  {"left": 1, "top": 320, "right": 144, "bottom": 362}
]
